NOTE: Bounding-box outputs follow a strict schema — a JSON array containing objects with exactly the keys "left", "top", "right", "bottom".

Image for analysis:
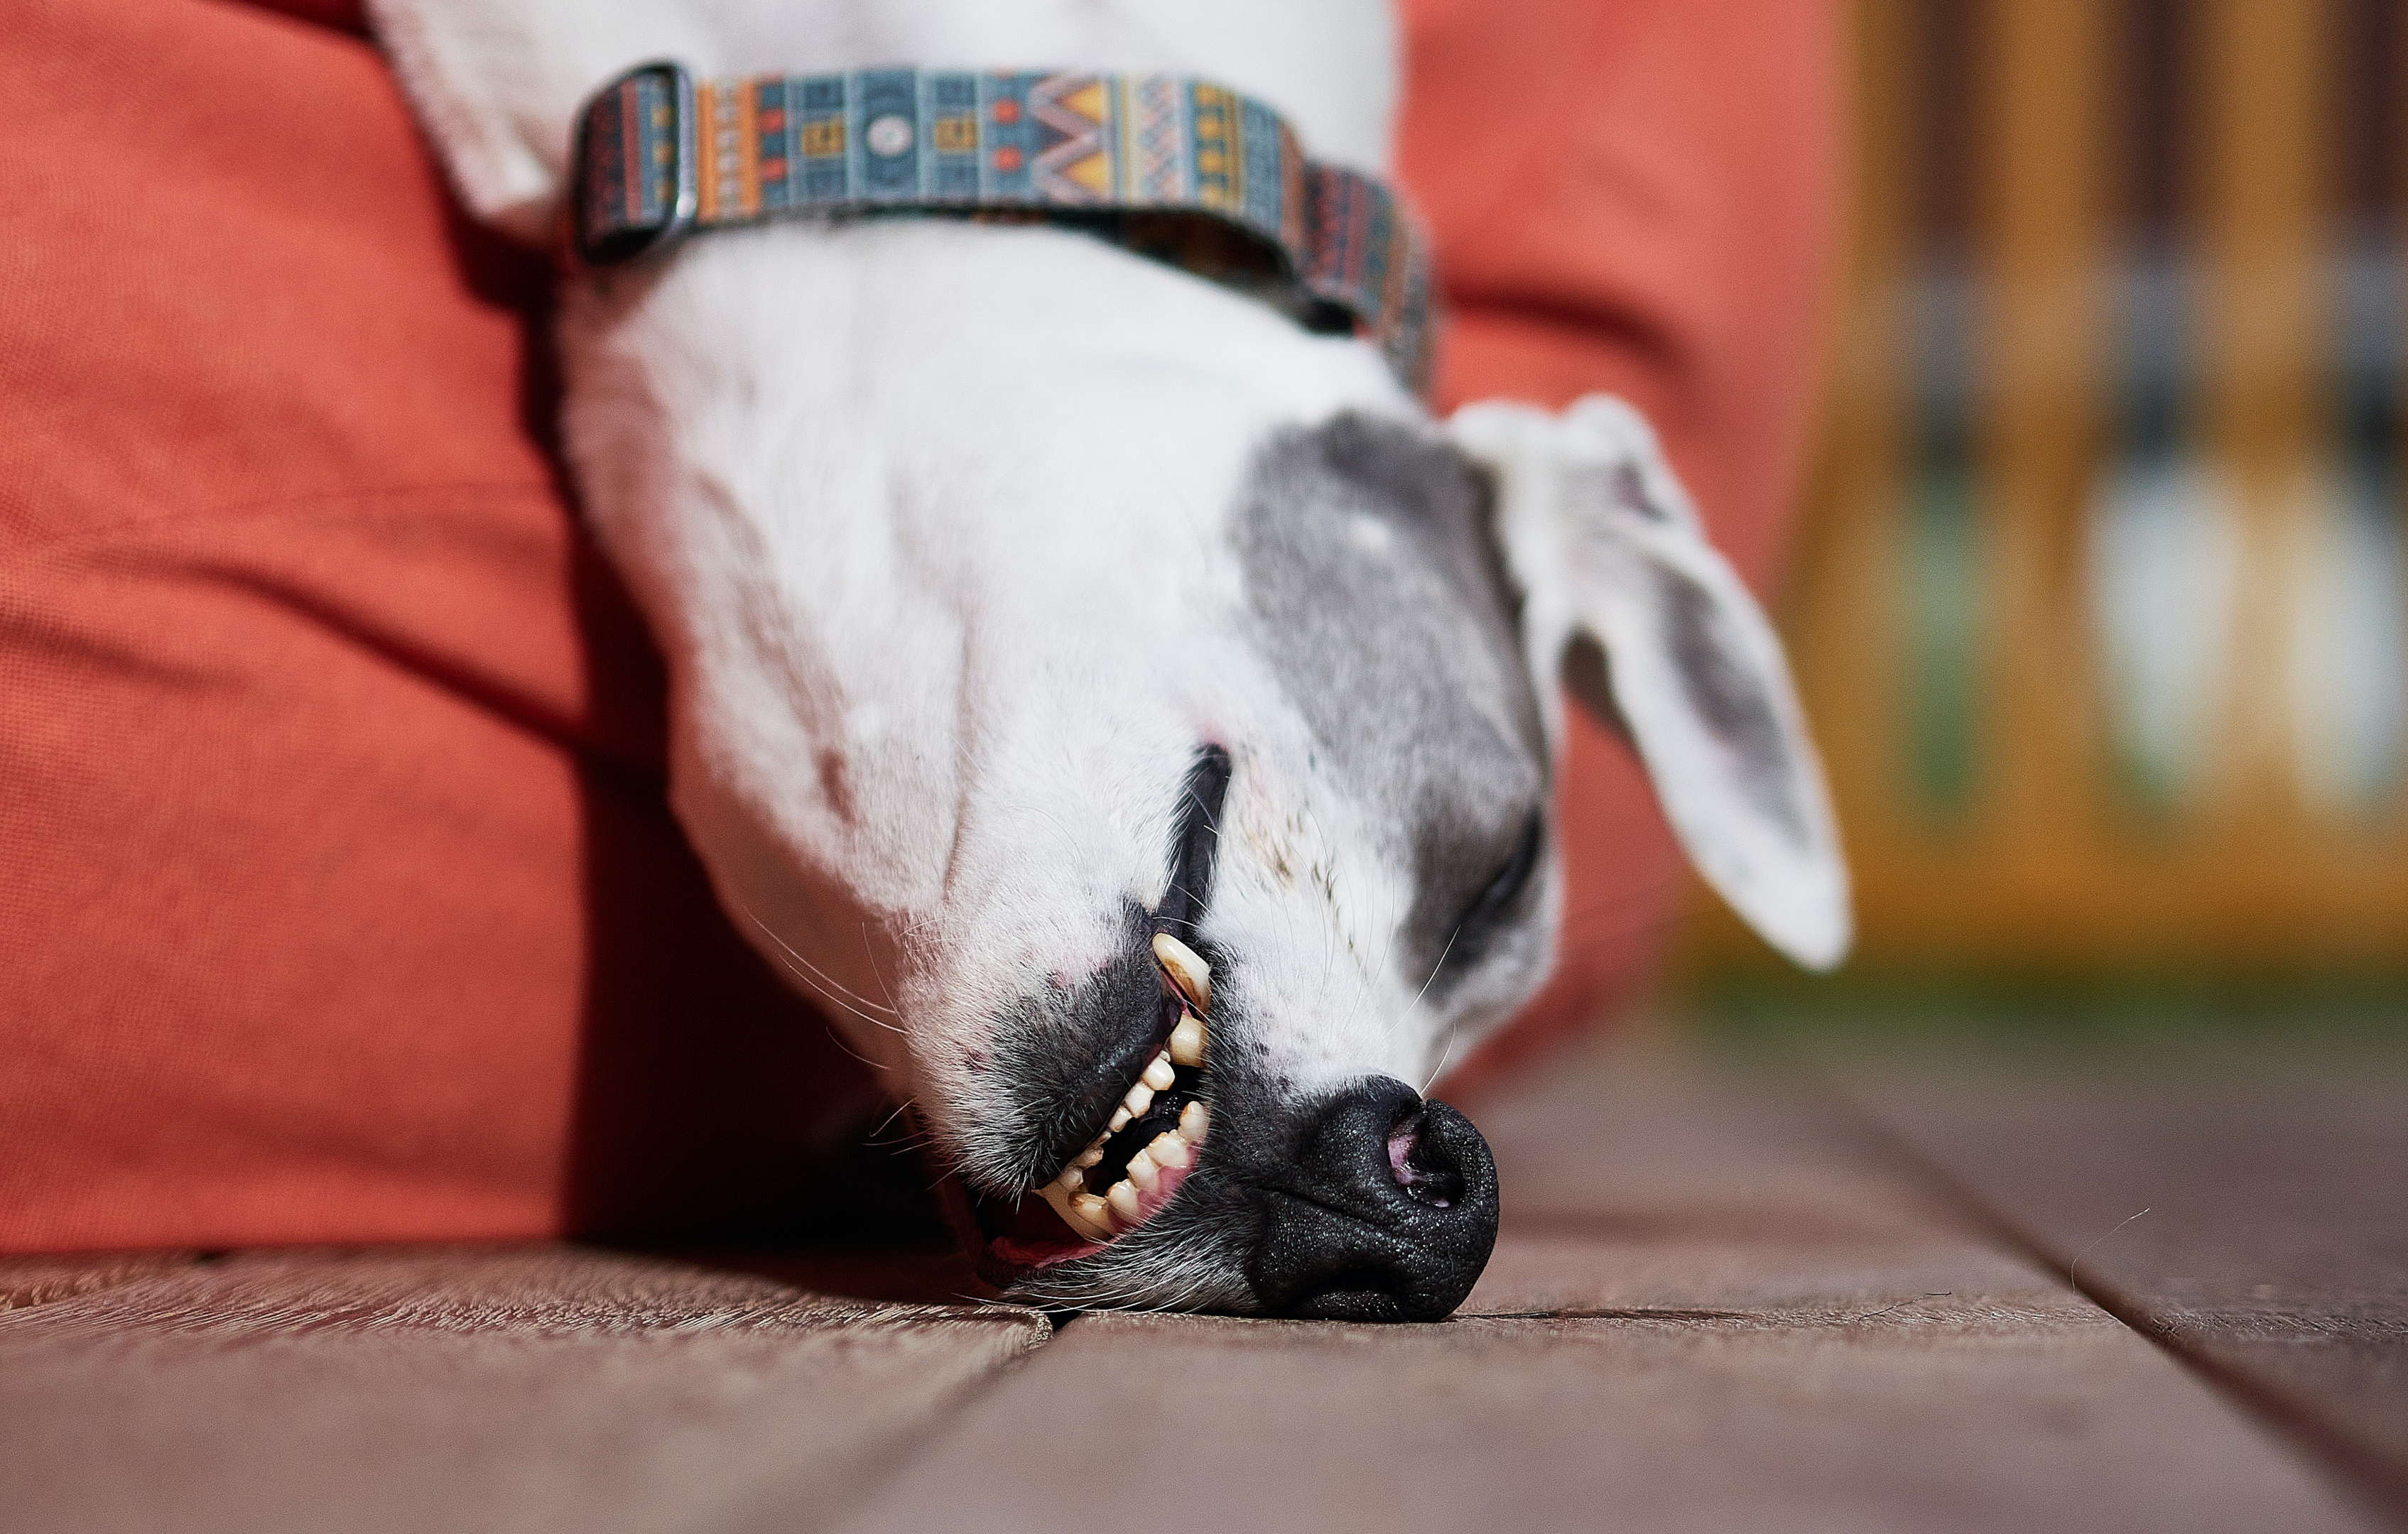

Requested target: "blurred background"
[{"left": 1674, "top": 0, "right": 2408, "bottom": 1026}]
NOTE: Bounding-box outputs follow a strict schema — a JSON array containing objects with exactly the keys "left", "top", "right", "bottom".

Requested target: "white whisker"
[
  {"left": 1409, "top": 924, "right": 1464, "bottom": 1092},
  {"left": 735, "top": 899, "right": 906, "bottom": 1038},
  {"left": 859, "top": 920, "right": 906, "bottom": 1020}
]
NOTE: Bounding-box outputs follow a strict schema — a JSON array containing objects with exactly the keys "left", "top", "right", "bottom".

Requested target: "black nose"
[{"left": 1248, "top": 1077, "right": 1500, "bottom": 1322}]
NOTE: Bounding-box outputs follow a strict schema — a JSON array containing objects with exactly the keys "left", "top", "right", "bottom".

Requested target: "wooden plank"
[
  {"left": 658, "top": 1243, "right": 989, "bottom": 1307},
  {"left": 0, "top": 1244, "right": 1048, "bottom": 1534},
  {"left": 830, "top": 1043, "right": 2377, "bottom": 1533},
  {"left": 1843, "top": 1051, "right": 2408, "bottom": 1522},
  {"left": 0, "top": 1250, "right": 199, "bottom": 1313}
]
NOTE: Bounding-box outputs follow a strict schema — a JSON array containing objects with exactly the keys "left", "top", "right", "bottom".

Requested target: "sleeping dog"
[{"left": 369, "top": 0, "right": 1848, "bottom": 1320}]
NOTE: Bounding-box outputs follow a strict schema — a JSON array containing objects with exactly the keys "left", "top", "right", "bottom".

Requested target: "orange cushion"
[
  {"left": 0, "top": 0, "right": 874, "bottom": 1251},
  {"left": 0, "top": 0, "right": 1831, "bottom": 1250}
]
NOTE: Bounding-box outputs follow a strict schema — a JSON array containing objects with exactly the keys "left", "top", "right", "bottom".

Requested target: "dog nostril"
[
  {"left": 1249, "top": 1077, "right": 1500, "bottom": 1322},
  {"left": 1386, "top": 1117, "right": 1465, "bottom": 1209}
]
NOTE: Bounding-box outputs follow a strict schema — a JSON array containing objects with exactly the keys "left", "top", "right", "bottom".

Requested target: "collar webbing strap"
[{"left": 571, "top": 63, "right": 1436, "bottom": 396}]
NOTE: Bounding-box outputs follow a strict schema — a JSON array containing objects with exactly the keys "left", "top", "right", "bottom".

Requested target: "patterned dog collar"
[{"left": 571, "top": 63, "right": 1436, "bottom": 396}]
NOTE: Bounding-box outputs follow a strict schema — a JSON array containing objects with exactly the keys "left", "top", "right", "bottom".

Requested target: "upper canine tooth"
[
  {"left": 1152, "top": 932, "right": 1212, "bottom": 1013},
  {"left": 1168, "top": 1014, "right": 1207, "bottom": 1069},
  {"left": 1122, "top": 1081, "right": 1154, "bottom": 1118},
  {"left": 1179, "top": 1100, "right": 1210, "bottom": 1141},
  {"left": 1141, "top": 1055, "right": 1177, "bottom": 1091}
]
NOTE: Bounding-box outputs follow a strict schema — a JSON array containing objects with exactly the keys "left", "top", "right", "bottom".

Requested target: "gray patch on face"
[{"left": 1233, "top": 413, "right": 1550, "bottom": 994}]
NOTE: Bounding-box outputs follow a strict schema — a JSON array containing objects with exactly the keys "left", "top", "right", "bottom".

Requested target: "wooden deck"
[{"left": 4, "top": 1035, "right": 2401, "bottom": 1533}]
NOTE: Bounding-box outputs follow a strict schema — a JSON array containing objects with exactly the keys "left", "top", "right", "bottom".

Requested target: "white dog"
[{"left": 369, "top": 0, "right": 1848, "bottom": 1319}]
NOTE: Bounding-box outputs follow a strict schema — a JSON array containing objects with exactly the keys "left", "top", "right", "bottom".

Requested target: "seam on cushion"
[
  {"left": 11, "top": 486, "right": 664, "bottom": 785},
  {"left": 13, "top": 479, "right": 563, "bottom": 562},
  {"left": 178, "top": 555, "right": 627, "bottom": 775},
  {"left": 1445, "top": 292, "right": 1691, "bottom": 379}
]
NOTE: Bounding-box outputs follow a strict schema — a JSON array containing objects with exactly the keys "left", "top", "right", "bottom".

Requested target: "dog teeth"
[
  {"left": 1071, "top": 1192, "right": 1116, "bottom": 1234},
  {"left": 1106, "top": 1180, "right": 1144, "bottom": 1225},
  {"left": 1041, "top": 1182, "right": 1115, "bottom": 1241},
  {"left": 1041, "top": 1079, "right": 1217, "bottom": 1243},
  {"left": 1036, "top": 941, "right": 1225, "bottom": 1247},
  {"left": 1127, "top": 1148, "right": 1161, "bottom": 1192},
  {"left": 1152, "top": 932, "right": 1212, "bottom": 1013},
  {"left": 1168, "top": 1013, "right": 1207, "bottom": 1068}
]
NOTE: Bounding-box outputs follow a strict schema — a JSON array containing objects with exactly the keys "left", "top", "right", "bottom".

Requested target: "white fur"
[{"left": 367, "top": 0, "right": 1848, "bottom": 1250}]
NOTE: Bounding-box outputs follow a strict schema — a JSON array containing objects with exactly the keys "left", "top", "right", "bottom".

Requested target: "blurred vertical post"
[
  {"left": 1784, "top": 0, "right": 1914, "bottom": 871},
  {"left": 2198, "top": 0, "right": 2331, "bottom": 828},
  {"left": 1980, "top": 0, "right": 2110, "bottom": 935}
]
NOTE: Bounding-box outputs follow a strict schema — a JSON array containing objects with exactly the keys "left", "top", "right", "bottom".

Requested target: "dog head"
[
  {"left": 372, "top": 0, "right": 1846, "bottom": 1319},
  {"left": 557, "top": 220, "right": 1847, "bottom": 1317}
]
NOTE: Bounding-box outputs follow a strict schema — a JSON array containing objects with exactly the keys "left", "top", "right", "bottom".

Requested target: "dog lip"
[
  {"left": 1013, "top": 744, "right": 1232, "bottom": 1190},
  {"left": 937, "top": 1165, "right": 1100, "bottom": 1285},
  {"left": 1025, "top": 979, "right": 1189, "bottom": 1189},
  {"left": 1028, "top": 977, "right": 1212, "bottom": 1245}
]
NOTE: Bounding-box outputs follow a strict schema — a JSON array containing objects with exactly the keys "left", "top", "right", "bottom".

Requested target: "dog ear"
[
  {"left": 367, "top": 0, "right": 705, "bottom": 244},
  {"left": 1450, "top": 394, "right": 1850, "bottom": 971}
]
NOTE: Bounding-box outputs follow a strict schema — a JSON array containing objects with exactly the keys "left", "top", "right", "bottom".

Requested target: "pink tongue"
[{"left": 1133, "top": 1160, "right": 1193, "bottom": 1223}]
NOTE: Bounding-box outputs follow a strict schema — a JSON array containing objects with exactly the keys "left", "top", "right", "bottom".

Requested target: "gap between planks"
[{"left": 1819, "top": 1074, "right": 2408, "bottom": 1531}]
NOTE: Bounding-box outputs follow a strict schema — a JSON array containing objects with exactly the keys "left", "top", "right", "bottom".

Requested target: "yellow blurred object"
[{"left": 1684, "top": 0, "right": 2408, "bottom": 977}]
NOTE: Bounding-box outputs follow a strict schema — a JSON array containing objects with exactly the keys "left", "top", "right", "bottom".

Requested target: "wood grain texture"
[
  {"left": 831, "top": 1044, "right": 2377, "bottom": 1534},
  {"left": 0, "top": 1250, "right": 199, "bottom": 1312},
  {"left": 0, "top": 1244, "right": 1047, "bottom": 1534},
  {"left": 1843, "top": 1052, "right": 2408, "bottom": 1523}
]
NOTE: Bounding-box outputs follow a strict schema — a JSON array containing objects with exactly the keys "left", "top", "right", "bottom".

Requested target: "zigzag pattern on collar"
[{"left": 573, "top": 64, "right": 1436, "bottom": 397}]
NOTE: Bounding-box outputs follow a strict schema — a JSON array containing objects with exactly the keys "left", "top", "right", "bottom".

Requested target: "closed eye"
[{"left": 1446, "top": 810, "right": 1544, "bottom": 963}]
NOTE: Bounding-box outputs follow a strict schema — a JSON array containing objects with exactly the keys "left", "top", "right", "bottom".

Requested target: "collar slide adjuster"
[{"left": 573, "top": 61, "right": 699, "bottom": 266}]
